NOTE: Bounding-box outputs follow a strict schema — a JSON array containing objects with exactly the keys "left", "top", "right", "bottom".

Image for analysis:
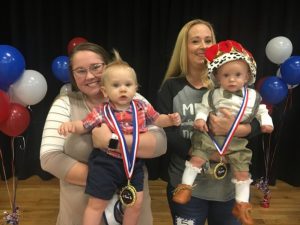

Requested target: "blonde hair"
[
  {"left": 101, "top": 49, "right": 138, "bottom": 86},
  {"left": 162, "top": 19, "right": 216, "bottom": 88}
]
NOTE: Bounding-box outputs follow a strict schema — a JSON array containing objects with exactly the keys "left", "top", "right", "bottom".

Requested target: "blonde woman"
[{"left": 156, "top": 19, "right": 259, "bottom": 225}]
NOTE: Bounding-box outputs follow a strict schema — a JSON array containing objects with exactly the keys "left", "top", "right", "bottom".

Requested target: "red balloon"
[
  {"left": 0, "top": 103, "right": 30, "bottom": 137},
  {"left": 0, "top": 90, "right": 10, "bottom": 124},
  {"left": 67, "top": 37, "right": 88, "bottom": 55},
  {"left": 255, "top": 77, "right": 267, "bottom": 92},
  {"left": 262, "top": 100, "right": 273, "bottom": 115},
  {"left": 256, "top": 78, "right": 273, "bottom": 115}
]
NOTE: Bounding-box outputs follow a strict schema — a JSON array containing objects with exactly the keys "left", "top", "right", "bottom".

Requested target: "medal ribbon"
[
  {"left": 208, "top": 86, "right": 249, "bottom": 155},
  {"left": 103, "top": 101, "right": 139, "bottom": 179}
]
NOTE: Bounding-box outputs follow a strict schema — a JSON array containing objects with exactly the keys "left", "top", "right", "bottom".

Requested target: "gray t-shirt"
[{"left": 157, "top": 77, "right": 235, "bottom": 201}]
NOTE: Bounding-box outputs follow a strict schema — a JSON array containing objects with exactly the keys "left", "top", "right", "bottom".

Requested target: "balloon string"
[
  {"left": 287, "top": 89, "right": 293, "bottom": 110},
  {"left": 266, "top": 91, "right": 292, "bottom": 179},
  {"left": 11, "top": 137, "right": 18, "bottom": 212},
  {"left": 0, "top": 147, "right": 13, "bottom": 210},
  {"left": 14, "top": 136, "right": 26, "bottom": 151},
  {"left": 11, "top": 138, "right": 15, "bottom": 207},
  {"left": 27, "top": 105, "right": 32, "bottom": 112},
  {"left": 262, "top": 134, "right": 269, "bottom": 178},
  {"left": 266, "top": 134, "right": 272, "bottom": 178}
]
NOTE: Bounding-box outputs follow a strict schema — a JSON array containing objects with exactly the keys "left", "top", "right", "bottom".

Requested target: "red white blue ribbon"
[
  {"left": 208, "top": 86, "right": 249, "bottom": 155},
  {"left": 103, "top": 101, "right": 139, "bottom": 179}
]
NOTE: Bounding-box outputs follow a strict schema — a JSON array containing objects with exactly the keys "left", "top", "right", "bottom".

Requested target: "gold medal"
[
  {"left": 213, "top": 157, "right": 227, "bottom": 179},
  {"left": 105, "top": 102, "right": 139, "bottom": 207},
  {"left": 119, "top": 180, "right": 137, "bottom": 207}
]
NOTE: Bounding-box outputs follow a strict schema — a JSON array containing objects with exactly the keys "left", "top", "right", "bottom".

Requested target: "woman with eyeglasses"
[{"left": 40, "top": 42, "right": 167, "bottom": 225}]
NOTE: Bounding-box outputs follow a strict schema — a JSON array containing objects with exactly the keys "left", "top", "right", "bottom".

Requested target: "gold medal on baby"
[
  {"left": 207, "top": 87, "right": 248, "bottom": 179},
  {"left": 213, "top": 161, "right": 227, "bottom": 179},
  {"left": 104, "top": 102, "right": 140, "bottom": 207},
  {"left": 120, "top": 180, "right": 137, "bottom": 207}
]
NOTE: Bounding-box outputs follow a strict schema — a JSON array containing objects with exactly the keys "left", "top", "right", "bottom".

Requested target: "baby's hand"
[
  {"left": 169, "top": 112, "right": 181, "bottom": 126},
  {"left": 261, "top": 125, "right": 273, "bottom": 133},
  {"left": 58, "top": 122, "right": 76, "bottom": 136},
  {"left": 194, "top": 119, "right": 208, "bottom": 132}
]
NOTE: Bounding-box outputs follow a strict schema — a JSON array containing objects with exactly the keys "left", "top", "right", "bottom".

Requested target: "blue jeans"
[{"left": 167, "top": 183, "right": 241, "bottom": 225}]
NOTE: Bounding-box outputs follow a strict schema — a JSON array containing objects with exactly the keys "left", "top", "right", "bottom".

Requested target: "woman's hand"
[
  {"left": 92, "top": 124, "right": 112, "bottom": 149},
  {"left": 208, "top": 108, "right": 251, "bottom": 137},
  {"left": 208, "top": 108, "right": 234, "bottom": 136}
]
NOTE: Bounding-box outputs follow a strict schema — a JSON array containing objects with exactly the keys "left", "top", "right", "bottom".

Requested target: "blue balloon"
[
  {"left": 260, "top": 76, "right": 288, "bottom": 104},
  {"left": 51, "top": 55, "right": 70, "bottom": 83},
  {"left": 280, "top": 56, "right": 300, "bottom": 85},
  {"left": 0, "top": 45, "right": 26, "bottom": 91}
]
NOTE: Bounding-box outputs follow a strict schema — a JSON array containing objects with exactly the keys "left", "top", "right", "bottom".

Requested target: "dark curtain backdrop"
[{"left": 1, "top": 0, "right": 300, "bottom": 186}]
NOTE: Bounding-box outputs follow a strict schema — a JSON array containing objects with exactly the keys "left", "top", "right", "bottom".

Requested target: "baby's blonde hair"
[{"left": 101, "top": 49, "right": 138, "bottom": 86}]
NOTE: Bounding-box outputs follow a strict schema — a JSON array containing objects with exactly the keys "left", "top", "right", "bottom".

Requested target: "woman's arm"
[
  {"left": 41, "top": 151, "right": 88, "bottom": 186},
  {"left": 40, "top": 95, "right": 88, "bottom": 186},
  {"left": 91, "top": 124, "right": 167, "bottom": 158},
  {"left": 64, "top": 162, "right": 88, "bottom": 186}
]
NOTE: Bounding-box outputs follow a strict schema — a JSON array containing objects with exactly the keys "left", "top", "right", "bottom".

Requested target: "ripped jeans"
[{"left": 166, "top": 183, "right": 241, "bottom": 225}]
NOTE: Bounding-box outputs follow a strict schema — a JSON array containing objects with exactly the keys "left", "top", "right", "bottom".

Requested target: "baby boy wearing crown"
[{"left": 172, "top": 40, "right": 274, "bottom": 225}]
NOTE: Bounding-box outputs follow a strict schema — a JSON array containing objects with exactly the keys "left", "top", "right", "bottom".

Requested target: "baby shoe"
[
  {"left": 232, "top": 202, "right": 254, "bottom": 225},
  {"left": 172, "top": 184, "right": 192, "bottom": 204}
]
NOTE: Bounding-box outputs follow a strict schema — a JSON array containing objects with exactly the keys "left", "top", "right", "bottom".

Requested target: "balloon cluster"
[
  {"left": 0, "top": 37, "right": 88, "bottom": 136},
  {"left": 255, "top": 36, "right": 299, "bottom": 209},
  {"left": 0, "top": 45, "right": 48, "bottom": 137},
  {"left": 52, "top": 37, "right": 87, "bottom": 92},
  {"left": 258, "top": 36, "right": 300, "bottom": 105}
]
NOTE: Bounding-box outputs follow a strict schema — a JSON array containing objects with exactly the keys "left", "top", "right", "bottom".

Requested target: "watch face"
[{"left": 108, "top": 138, "right": 119, "bottom": 149}]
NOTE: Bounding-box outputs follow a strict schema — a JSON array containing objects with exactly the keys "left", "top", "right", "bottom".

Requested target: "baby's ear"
[
  {"left": 100, "top": 86, "right": 108, "bottom": 97},
  {"left": 214, "top": 75, "right": 221, "bottom": 85},
  {"left": 247, "top": 72, "right": 252, "bottom": 82}
]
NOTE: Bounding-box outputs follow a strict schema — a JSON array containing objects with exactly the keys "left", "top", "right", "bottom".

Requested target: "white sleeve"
[
  {"left": 256, "top": 104, "right": 274, "bottom": 127},
  {"left": 40, "top": 95, "right": 70, "bottom": 157},
  {"left": 134, "top": 92, "right": 149, "bottom": 103}
]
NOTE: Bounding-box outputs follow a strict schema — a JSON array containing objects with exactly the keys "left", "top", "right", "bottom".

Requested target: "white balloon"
[
  {"left": 265, "top": 36, "right": 293, "bottom": 64},
  {"left": 276, "top": 67, "right": 298, "bottom": 89},
  {"left": 9, "top": 69, "right": 48, "bottom": 105},
  {"left": 60, "top": 83, "right": 72, "bottom": 95},
  {"left": 8, "top": 85, "right": 27, "bottom": 106}
]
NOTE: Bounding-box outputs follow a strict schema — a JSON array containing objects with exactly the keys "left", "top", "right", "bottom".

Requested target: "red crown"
[
  {"left": 205, "top": 40, "right": 252, "bottom": 62},
  {"left": 205, "top": 40, "right": 257, "bottom": 85}
]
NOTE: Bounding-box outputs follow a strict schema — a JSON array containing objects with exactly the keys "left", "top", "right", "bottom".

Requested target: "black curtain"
[{"left": 1, "top": 0, "right": 299, "bottom": 186}]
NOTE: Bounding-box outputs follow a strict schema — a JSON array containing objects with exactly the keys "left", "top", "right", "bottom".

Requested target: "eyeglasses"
[{"left": 73, "top": 63, "right": 105, "bottom": 77}]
